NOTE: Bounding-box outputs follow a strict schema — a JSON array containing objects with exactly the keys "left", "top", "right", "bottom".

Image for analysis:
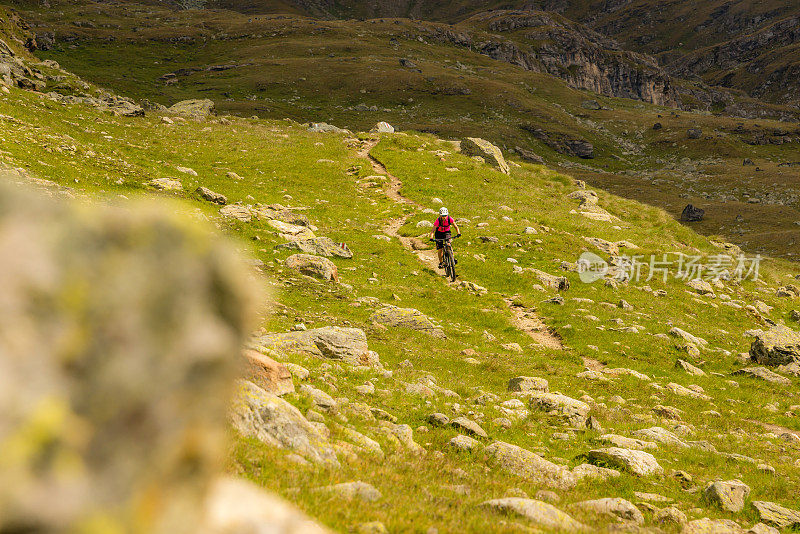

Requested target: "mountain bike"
[{"left": 430, "top": 235, "right": 460, "bottom": 282}]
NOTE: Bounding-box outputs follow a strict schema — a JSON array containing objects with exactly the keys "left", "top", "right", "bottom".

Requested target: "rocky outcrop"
[
  {"left": 169, "top": 98, "right": 215, "bottom": 117},
  {"left": 585, "top": 448, "right": 663, "bottom": 476},
  {"left": 460, "top": 137, "right": 510, "bottom": 174},
  {"left": 370, "top": 306, "right": 445, "bottom": 338},
  {"left": 230, "top": 380, "right": 340, "bottom": 467},
  {"left": 750, "top": 325, "right": 800, "bottom": 366},
  {"left": 671, "top": 15, "right": 800, "bottom": 107},
  {"left": 420, "top": 11, "right": 679, "bottom": 107},
  {"left": 0, "top": 182, "right": 255, "bottom": 532},
  {"left": 243, "top": 349, "right": 295, "bottom": 396},
  {"left": 255, "top": 326, "right": 380, "bottom": 367},
  {"left": 481, "top": 498, "right": 588, "bottom": 531},
  {"left": 276, "top": 237, "right": 352, "bottom": 258},
  {"left": 285, "top": 253, "right": 339, "bottom": 281},
  {"left": 484, "top": 441, "right": 577, "bottom": 489},
  {"left": 520, "top": 125, "right": 595, "bottom": 158}
]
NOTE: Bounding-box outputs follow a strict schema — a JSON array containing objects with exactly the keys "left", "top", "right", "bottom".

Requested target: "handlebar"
[{"left": 430, "top": 235, "right": 461, "bottom": 242}]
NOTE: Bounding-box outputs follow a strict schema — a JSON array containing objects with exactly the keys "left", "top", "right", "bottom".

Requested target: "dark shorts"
[{"left": 434, "top": 231, "right": 451, "bottom": 250}]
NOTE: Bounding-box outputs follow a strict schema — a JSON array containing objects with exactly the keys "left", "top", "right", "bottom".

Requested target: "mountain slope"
[{"left": 3, "top": 60, "right": 800, "bottom": 532}]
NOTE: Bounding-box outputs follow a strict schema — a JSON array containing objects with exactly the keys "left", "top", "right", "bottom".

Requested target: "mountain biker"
[{"left": 430, "top": 207, "right": 461, "bottom": 269}]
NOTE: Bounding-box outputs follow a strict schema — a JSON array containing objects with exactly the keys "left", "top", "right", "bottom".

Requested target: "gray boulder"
[
  {"left": 703, "top": 480, "right": 750, "bottom": 513},
  {"left": 276, "top": 237, "right": 353, "bottom": 258},
  {"left": 461, "top": 137, "right": 510, "bottom": 174},
  {"left": 169, "top": 98, "right": 215, "bottom": 118},
  {"left": 285, "top": 253, "right": 339, "bottom": 281},
  {"left": 750, "top": 325, "right": 800, "bottom": 366},
  {"left": 230, "top": 380, "right": 339, "bottom": 467}
]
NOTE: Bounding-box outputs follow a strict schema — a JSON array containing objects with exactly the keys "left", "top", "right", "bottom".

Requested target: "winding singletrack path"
[{"left": 358, "top": 139, "right": 563, "bottom": 350}]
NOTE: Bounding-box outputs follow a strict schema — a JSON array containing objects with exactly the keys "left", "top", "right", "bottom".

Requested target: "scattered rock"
[
  {"left": 450, "top": 434, "right": 481, "bottom": 452},
  {"left": 528, "top": 392, "right": 590, "bottom": 427},
  {"left": 372, "top": 122, "right": 394, "bottom": 133},
  {"left": 676, "top": 359, "right": 706, "bottom": 376},
  {"left": 734, "top": 367, "right": 791, "bottom": 385},
  {"left": 585, "top": 448, "right": 663, "bottom": 476},
  {"left": 687, "top": 128, "right": 703, "bottom": 139},
  {"left": 481, "top": 498, "right": 587, "bottom": 531},
  {"left": 196, "top": 186, "right": 228, "bottom": 205},
  {"left": 573, "top": 498, "right": 644, "bottom": 525},
  {"left": 683, "top": 518, "right": 745, "bottom": 534},
  {"left": 314, "top": 481, "right": 381, "bottom": 502},
  {"left": 750, "top": 325, "right": 800, "bottom": 366},
  {"left": 681, "top": 204, "right": 705, "bottom": 222},
  {"left": 598, "top": 434, "right": 657, "bottom": 451},
  {"left": 243, "top": 349, "right": 294, "bottom": 396},
  {"left": 451, "top": 417, "right": 488, "bottom": 438},
  {"left": 285, "top": 254, "right": 339, "bottom": 282},
  {"left": 703, "top": 480, "right": 750, "bottom": 513},
  {"left": 370, "top": 306, "right": 445, "bottom": 338},
  {"left": 276, "top": 237, "right": 353, "bottom": 259},
  {"left": 461, "top": 137, "right": 510, "bottom": 174},
  {"left": 204, "top": 477, "right": 330, "bottom": 534},
  {"left": 230, "top": 380, "right": 339, "bottom": 467},
  {"left": 654, "top": 506, "right": 687, "bottom": 527},
  {"left": 169, "top": 98, "right": 215, "bottom": 118},
  {"left": 147, "top": 177, "right": 182, "bottom": 191},
  {"left": 751, "top": 501, "right": 800, "bottom": 529},
  {"left": 256, "top": 327, "right": 378, "bottom": 367},
  {"left": 483, "top": 441, "right": 577, "bottom": 489}
]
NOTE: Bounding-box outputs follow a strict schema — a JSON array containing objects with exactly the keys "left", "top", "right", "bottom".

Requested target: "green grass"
[{"left": 2, "top": 77, "right": 800, "bottom": 531}]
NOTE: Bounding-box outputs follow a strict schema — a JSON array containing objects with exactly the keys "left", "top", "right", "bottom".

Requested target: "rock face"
[
  {"left": 169, "top": 98, "right": 215, "bottom": 117},
  {"left": 230, "top": 380, "right": 339, "bottom": 467},
  {"left": 370, "top": 306, "right": 445, "bottom": 338},
  {"left": 276, "top": 237, "right": 353, "bottom": 258},
  {"left": 750, "top": 325, "right": 800, "bottom": 366},
  {"left": 204, "top": 477, "right": 330, "bottom": 534},
  {"left": 751, "top": 501, "right": 800, "bottom": 529},
  {"left": 585, "top": 448, "right": 663, "bottom": 476},
  {"left": 0, "top": 183, "right": 255, "bottom": 533},
  {"left": 285, "top": 253, "right": 339, "bottom": 281},
  {"left": 426, "top": 11, "right": 679, "bottom": 107},
  {"left": 243, "top": 349, "right": 295, "bottom": 396},
  {"left": 703, "top": 480, "right": 750, "bottom": 513},
  {"left": 680, "top": 204, "right": 705, "bottom": 222},
  {"left": 483, "top": 441, "right": 577, "bottom": 489},
  {"left": 460, "top": 137, "right": 510, "bottom": 174},
  {"left": 256, "top": 326, "right": 379, "bottom": 367},
  {"left": 481, "top": 498, "right": 587, "bottom": 531}
]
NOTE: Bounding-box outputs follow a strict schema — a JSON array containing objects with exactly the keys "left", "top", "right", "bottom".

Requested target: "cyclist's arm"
[{"left": 452, "top": 222, "right": 461, "bottom": 236}]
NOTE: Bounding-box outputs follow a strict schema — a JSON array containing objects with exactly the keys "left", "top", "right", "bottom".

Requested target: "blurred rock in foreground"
[{"left": 0, "top": 181, "right": 270, "bottom": 533}]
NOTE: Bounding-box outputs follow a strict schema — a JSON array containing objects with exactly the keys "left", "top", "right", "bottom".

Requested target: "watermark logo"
[
  {"left": 577, "top": 252, "right": 761, "bottom": 284},
  {"left": 577, "top": 252, "right": 608, "bottom": 283}
]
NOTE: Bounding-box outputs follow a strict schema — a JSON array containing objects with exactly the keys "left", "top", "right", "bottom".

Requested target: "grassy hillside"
[
  {"left": 12, "top": 0, "right": 800, "bottom": 264},
  {"left": 2, "top": 72, "right": 800, "bottom": 531}
]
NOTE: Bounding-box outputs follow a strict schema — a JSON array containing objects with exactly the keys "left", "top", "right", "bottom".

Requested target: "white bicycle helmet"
[{"left": 439, "top": 207, "right": 449, "bottom": 216}]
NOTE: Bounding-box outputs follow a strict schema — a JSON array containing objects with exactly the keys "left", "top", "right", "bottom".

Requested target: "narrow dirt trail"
[
  {"left": 358, "top": 140, "right": 445, "bottom": 275},
  {"left": 358, "top": 139, "right": 563, "bottom": 350}
]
